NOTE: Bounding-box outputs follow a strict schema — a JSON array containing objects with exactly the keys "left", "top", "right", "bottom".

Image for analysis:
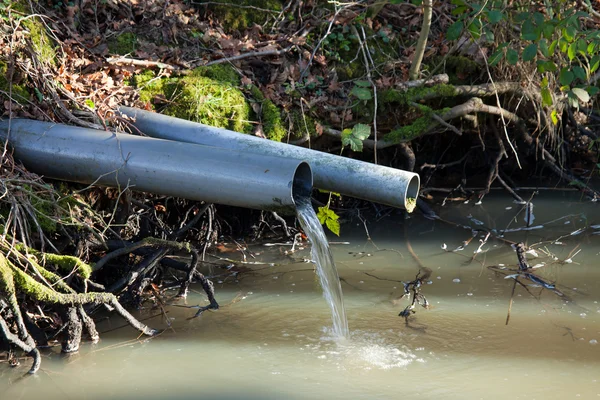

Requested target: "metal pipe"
[
  {"left": 119, "top": 107, "right": 420, "bottom": 211},
  {"left": 0, "top": 119, "right": 312, "bottom": 213}
]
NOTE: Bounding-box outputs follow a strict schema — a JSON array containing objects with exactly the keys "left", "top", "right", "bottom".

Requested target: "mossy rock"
[
  {"left": 136, "top": 65, "right": 251, "bottom": 133},
  {"left": 108, "top": 32, "right": 138, "bottom": 55},
  {"left": 0, "top": 61, "right": 30, "bottom": 102},
  {"left": 195, "top": 0, "right": 284, "bottom": 31}
]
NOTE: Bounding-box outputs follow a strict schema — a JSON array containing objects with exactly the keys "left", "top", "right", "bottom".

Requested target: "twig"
[
  {"left": 201, "top": 46, "right": 292, "bottom": 67},
  {"left": 106, "top": 57, "right": 178, "bottom": 70}
]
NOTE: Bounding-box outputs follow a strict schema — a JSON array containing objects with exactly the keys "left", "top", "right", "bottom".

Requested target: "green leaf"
[
  {"left": 487, "top": 10, "right": 503, "bottom": 24},
  {"left": 568, "top": 43, "right": 576, "bottom": 60},
  {"left": 549, "top": 39, "right": 558, "bottom": 54},
  {"left": 451, "top": 5, "right": 467, "bottom": 16},
  {"left": 573, "top": 66, "right": 586, "bottom": 81},
  {"left": 577, "top": 39, "right": 588, "bottom": 55},
  {"left": 521, "top": 20, "right": 538, "bottom": 41},
  {"left": 572, "top": 87, "right": 590, "bottom": 103},
  {"left": 559, "top": 68, "right": 574, "bottom": 86},
  {"left": 489, "top": 48, "right": 504, "bottom": 66},
  {"left": 354, "top": 80, "right": 371, "bottom": 87},
  {"left": 34, "top": 87, "right": 43, "bottom": 102},
  {"left": 342, "top": 123, "right": 371, "bottom": 152},
  {"left": 467, "top": 18, "right": 482, "bottom": 39},
  {"left": 551, "top": 109, "right": 559, "bottom": 125},
  {"left": 317, "top": 206, "right": 340, "bottom": 236},
  {"left": 587, "top": 42, "right": 596, "bottom": 55},
  {"left": 506, "top": 48, "right": 519, "bottom": 65},
  {"left": 539, "top": 39, "right": 549, "bottom": 57},
  {"left": 325, "top": 218, "right": 340, "bottom": 236},
  {"left": 446, "top": 21, "right": 463, "bottom": 41},
  {"left": 84, "top": 99, "right": 95, "bottom": 109},
  {"left": 541, "top": 87, "right": 553, "bottom": 107},
  {"left": 559, "top": 38, "right": 568, "bottom": 53},
  {"left": 542, "top": 22, "right": 555, "bottom": 40},
  {"left": 564, "top": 26, "right": 577, "bottom": 42},
  {"left": 522, "top": 43, "right": 538, "bottom": 61},
  {"left": 588, "top": 86, "right": 599, "bottom": 96},
  {"left": 350, "top": 86, "right": 372, "bottom": 101},
  {"left": 533, "top": 12, "right": 545, "bottom": 26},
  {"left": 591, "top": 55, "right": 600, "bottom": 73}
]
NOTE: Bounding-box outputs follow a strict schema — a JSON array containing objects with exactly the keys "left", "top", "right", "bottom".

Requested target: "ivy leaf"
[
  {"left": 541, "top": 87, "right": 553, "bottom": 107},
  {"left": 446, "top": 21, "right": 463, "bottom": 41},
  {"left": 317, "top": 206, "right": 340, "bottom": 236},
  {"left": 487, "top": 10, "right": 503, "bottom": 24},
  {"left": 573, "top": 66, "right": 587, "bottom": 81},
  {"left": 559, "top": 68, "right": 574, "bottom": 86},
  {"left": 522, "top": 43, "right": 538, "bottom": 61},
  {"left": 342, "top": 123, "right": 371, "bottom": 152},
  {"left": 350, "top": 86, "right": 372, "bottom": 101},
  {"left": 506, "top": 48, "right": 519, "bottom": 65},
  {"left": 572, "top": 88, "right": 590, "bottom": 103}
]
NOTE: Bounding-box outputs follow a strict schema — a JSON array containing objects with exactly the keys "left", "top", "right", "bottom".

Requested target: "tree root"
[{"left": 0, "top": 315, "right": 41, "bottom": 374}]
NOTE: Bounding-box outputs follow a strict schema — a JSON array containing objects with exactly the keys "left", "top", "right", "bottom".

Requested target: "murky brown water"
[{"left": 2, "top": 192, "right": 600, "bottom": 399}]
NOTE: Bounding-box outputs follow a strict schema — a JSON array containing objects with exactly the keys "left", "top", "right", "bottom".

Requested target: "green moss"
[
  {"left": 248, "top": 85, "right": 286, "bottom": 141},
  {"left": 108, "top": 32, "right": 138, "bottom": 55},
  {"left": 191, "top": 64, "right": 240, "bottom": 86},
  {"left": 23, "top": 19, "right": 56, "bottom": 65},
  {"left": 172, "top": 75, "right": 250, "bottom": 132},
  {"left": 136, "top": 67, "right": 251, "bottom": 132},
  {"left": 0, "top": 61, "right": 30, "bottom": 101},
  {"left": 10, "top": 261, "right": 113, "bottom": 305},
  {"left": 386, "top": 106, "right": 451, "bottom": 143},
  {"left": 289, "top": 109, "right": 316, "bottom": 139},
  {"left": 387, "top": 114, "right": 433, "bottom": 142},
  {"left": 198, "top": 0, "right": 284, "bottom": 31},
  {"left": 26, "top": 185, "right": 57, "bottom": 233}
]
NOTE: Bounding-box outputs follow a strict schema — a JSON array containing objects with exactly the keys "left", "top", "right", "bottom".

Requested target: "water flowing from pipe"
[{"left": 296, "top": 198, "right": 349, "bottom": 338}]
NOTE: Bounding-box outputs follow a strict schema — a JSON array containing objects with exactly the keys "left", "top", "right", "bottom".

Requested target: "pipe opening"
[
  {"left": 291, "top": 161, "right": 313, "bottom": 206},
  {"left": 404, "top": 174, "right": 421, "bottom": 212}
]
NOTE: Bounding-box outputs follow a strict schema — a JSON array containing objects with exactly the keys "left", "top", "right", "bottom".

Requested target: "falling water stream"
[{"left": 295, "top": 198, "right": 349, "bottom": 338}]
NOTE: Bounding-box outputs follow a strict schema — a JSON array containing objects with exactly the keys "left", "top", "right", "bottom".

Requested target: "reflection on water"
[{"left": 2, "top": 192, "right": 600, "bottom": 399}]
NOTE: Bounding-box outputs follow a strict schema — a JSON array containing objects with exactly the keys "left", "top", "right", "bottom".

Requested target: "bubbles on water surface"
[{"left": 307, "top": 330, "right": 424, "bottom": 371}]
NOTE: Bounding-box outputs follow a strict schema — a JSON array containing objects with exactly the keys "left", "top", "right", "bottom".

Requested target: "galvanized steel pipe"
[
  {"left": 0, "top": 119, "right": 312, "bottom": 213},
  {"left": 119, "top": 107, "right": 420, "bottom": 211}
]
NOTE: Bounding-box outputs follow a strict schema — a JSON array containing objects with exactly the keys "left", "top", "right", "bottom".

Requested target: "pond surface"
[{"left": 2, "top": 192, "right": 600, "bottom": 399}]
